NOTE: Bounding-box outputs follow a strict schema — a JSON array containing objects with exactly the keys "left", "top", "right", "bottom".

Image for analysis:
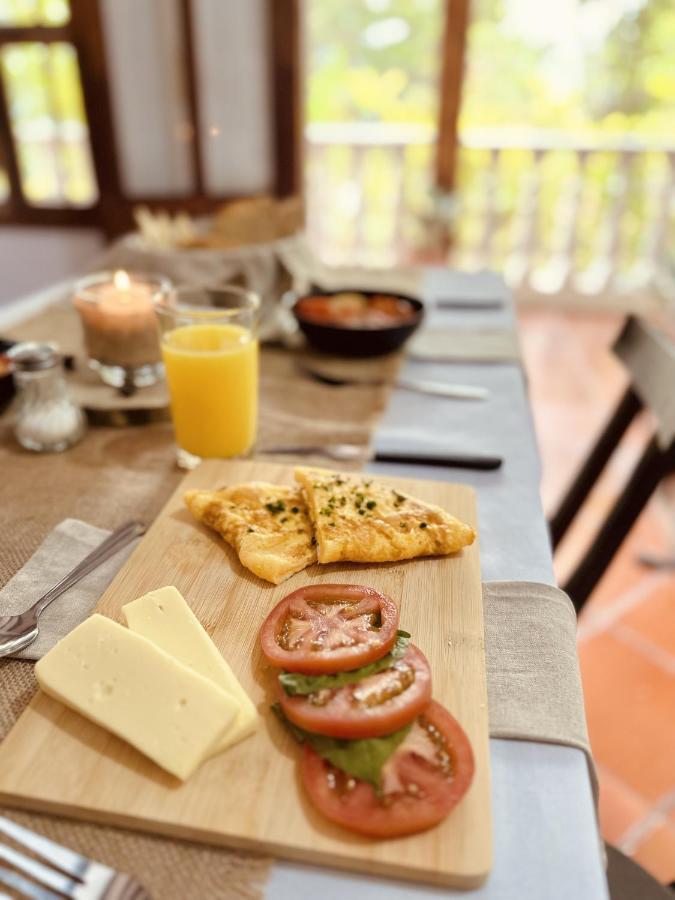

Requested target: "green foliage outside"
[
  {"left": 307, "top": 0, "right": 675, "bottom": 272},
  {"left": 308, "top": 0, "right": 675, "bottom": 134},
  {"left": 308, "top": 0, "right": 443, "bottom": 125}
]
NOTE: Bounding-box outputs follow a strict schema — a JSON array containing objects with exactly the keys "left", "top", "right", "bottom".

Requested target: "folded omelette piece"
[
  {"left": 184, "top": 482, "right": 317, "bottom": 584},
  {"left": 295, "top": 466, "right": 476, "bottom": 565}
]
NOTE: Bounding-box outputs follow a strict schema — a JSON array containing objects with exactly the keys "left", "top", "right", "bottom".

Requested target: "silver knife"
[
  {"left": 436, "top": 297, "right": 504, "bottom": 311},
  {"left": 396, "top": 377, "right": 489, "bottom": 400},
  {"left": 261, "top": 444, "right": 502, "bottom": 470}
]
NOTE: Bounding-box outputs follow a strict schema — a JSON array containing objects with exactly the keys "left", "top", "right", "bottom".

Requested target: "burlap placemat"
[
  {"left": 1, "top": 297, "right": 398, "bottom": 899},
  {"left": 1, "top": 299, "right": 395, "bottom": 579}
]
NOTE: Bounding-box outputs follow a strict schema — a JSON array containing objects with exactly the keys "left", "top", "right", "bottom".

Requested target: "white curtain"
[{"left": 100, "top": 0, "right": 273, "bottom": 197}]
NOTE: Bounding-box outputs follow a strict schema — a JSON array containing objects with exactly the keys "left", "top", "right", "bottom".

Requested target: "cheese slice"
[
  {"left": 35, "top": 614, "right": 238, "bottom": 781},
  {"left": 123, "top": 586, "right": 258, "bottom": 752}
]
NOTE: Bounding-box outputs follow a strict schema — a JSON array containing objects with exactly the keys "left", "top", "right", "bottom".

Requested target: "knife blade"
[
  {"left": 436, "top": 297, "right": 504, "bottom": 311},
  {"left": 396, "top": 377, "right": 489, "bottom": 400}
]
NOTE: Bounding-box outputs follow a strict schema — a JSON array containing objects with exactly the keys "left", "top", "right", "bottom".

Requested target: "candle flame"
[{"left": 113, "top": 270, "right": 131, "bottom": 291}]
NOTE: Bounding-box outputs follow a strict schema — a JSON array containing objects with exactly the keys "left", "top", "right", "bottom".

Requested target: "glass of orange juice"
[{"left": 155, "top": 285, "right": 259, "bottom": 468}]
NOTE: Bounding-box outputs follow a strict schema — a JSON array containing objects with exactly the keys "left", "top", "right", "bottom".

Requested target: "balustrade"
[{"left": 305, "top": 123, "right": 675, "bottom": 310}]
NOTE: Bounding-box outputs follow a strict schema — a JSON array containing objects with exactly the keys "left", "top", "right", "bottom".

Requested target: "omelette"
[
  {"left": 294, "top": 466, "right": 475, "bottom": 565},
  {"left": 184, "top": 483, "right": 317, "bottom": 584}
]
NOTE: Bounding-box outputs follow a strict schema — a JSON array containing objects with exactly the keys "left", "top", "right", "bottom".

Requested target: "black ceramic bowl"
[{"left": 292, "top": 289, "right": 424, "bottom": 358}]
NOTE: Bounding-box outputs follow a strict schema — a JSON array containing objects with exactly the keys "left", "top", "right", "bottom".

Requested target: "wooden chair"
[
  {"left": 550, "top": 316, "right": 675, "bottom": 612},
  {"left": 606, "top": 845, "right": 674, "bottom": 898}
]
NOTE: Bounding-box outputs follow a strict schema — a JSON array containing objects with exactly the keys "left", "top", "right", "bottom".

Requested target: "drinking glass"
[{"left": 155, "top": 285, "right": 260, "bottom": 468}]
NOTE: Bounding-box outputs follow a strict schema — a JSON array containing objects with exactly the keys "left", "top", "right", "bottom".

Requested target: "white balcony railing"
[{"left": 305, "top": 123, "right": 675, "bottom": 311}]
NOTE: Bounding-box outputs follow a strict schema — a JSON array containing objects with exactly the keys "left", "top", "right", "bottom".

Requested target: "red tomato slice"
[
  {"left": 300, "top": 700, "right": 475, "bottom": 838},
  {"left": 278, "top": 644, "right": 432, "bottom": 738},
  {"left": 260, "top": 584, "right": 399, "bottom": 674}
]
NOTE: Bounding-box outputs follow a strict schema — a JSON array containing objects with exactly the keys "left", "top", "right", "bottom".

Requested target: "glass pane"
[
  {"left": 0, "top": 0, "right": 40, "bottom": 26},
  {"left": 40, "top": 0, "right": 69, "bottom": 25},
  {"left": 0, "top": 0, "right": 70, "bottom": 26},
  {"left": 49, "top": 42, "right": 97, "bottom": 204},
  {"left": 0, "top": 167, "right": 9, "bottom": 203},
  {"left": 0, "top": 41, "right": 98, "bottom": 207}
]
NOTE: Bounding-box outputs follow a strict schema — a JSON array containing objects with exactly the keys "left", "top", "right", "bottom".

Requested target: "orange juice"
[{"left": 161, "top": 323, "right": 258, "bottom": 458}]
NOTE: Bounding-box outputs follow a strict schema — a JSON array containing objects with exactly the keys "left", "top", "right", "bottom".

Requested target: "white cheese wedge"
[
  {"left": 35, "top": 614, "right": 239, "bottom": 781},
  {"left": 122, "top": 586, "right": 258, "bottom": 752}
]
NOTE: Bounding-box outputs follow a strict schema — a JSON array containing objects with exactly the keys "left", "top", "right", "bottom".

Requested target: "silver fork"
[
  {"left": 262, "top": 443, "right": 366, "bottom": 462},
  {"left": 0, "top": 815, "right": 150, "bottom": 898},
  {"left": 0, "top": 521, "right": 145, "bottom": 658}
]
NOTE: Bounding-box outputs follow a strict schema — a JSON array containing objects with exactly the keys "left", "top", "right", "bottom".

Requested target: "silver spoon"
[
  {"left": 0, "top": 521, "right": 145, "bottom": 658},
  {"left": 298, "top": 363, "right": 489, "bottom": 400}
]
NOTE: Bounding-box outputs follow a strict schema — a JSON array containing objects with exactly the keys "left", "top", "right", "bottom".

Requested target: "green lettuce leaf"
[
  {"left": 273, "top": 704, "right": 411, "bottom": 789},
  {"left": 278, "top": 630, "right": 411, "bottom": 697}
]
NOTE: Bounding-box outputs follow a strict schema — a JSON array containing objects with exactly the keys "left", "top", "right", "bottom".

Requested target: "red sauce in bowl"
[{"left": 295, "top": 292, "right": 418, "bottom": 329}]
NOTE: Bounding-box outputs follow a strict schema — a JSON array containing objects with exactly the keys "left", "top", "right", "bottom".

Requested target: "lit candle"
[
  {"left": 74, "top": 270, "right": 171, "bottom": 385},
  {"left": 95, "top": 270, "right": 156, "bottom": 332}
]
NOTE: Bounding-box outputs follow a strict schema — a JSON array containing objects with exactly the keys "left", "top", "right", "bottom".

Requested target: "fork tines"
[{"left": 0, "top": 816, "right": 150, "bottom": 899}]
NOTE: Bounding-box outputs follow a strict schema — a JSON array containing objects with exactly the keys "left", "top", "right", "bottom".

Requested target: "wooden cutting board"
[{"left": 0, "top": 460, "right": 492, "bottom": 888}]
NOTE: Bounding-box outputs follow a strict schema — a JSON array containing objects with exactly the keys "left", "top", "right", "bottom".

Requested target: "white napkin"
[{"left": 0, "top": 519, "right": 137, "bottom": 660}]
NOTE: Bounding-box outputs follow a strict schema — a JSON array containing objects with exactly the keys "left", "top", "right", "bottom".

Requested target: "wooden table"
[{"left": 0, "top": 268, "right": 609, "bottom": 899}]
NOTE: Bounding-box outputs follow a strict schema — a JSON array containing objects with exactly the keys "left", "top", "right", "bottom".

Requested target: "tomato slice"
[
  {"left": 260, "top": 584, "right": 399, "bottom": 674},
  {"left": 278, "top": 644, "right": 432, "bottom": 738},
  {"left": 300, "top": 700, "right": 474, "bottom": 838}
]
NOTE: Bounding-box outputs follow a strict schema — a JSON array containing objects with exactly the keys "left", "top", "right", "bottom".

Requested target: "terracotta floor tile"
[
  {"left": 597, "top": 767, "right": 650, "bottom": 845},
  {"left": 632, "top": 823, "right": 675, "bottom": 884},
  {"left": 579, "top": 633, "right": 675, "bottom": 801},
  {"left": 619, "top": 578, "right": 675, "bottom": 658}
]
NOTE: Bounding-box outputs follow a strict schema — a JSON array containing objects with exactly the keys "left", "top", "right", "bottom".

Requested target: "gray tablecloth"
[{"left": 269, "top": 268, "right": 607, "bottom": 900}]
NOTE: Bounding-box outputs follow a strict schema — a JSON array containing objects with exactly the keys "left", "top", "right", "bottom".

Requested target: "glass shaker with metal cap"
[{"left": 7, "top": 342, "right": 86, "bottom": 452}]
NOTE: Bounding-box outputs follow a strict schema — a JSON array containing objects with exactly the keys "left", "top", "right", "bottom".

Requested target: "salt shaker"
[{"left": 8, "top": 342, "right": 86, "bottom": 452}]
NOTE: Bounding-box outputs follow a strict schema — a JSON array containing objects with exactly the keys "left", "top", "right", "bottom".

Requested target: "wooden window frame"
[
  {"left": 0, "top": 17, "right": 103, "bottom": 227},
  {"left": 0, "top": 0, "right": 302, "bottom": 237},
  {"left": 435, "top": 0, "right": 470, "bottom": 196}
]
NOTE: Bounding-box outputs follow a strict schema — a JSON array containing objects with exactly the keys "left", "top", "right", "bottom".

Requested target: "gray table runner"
[{"left": 484, "top": 581, "right": 597, "bottom": 800}]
